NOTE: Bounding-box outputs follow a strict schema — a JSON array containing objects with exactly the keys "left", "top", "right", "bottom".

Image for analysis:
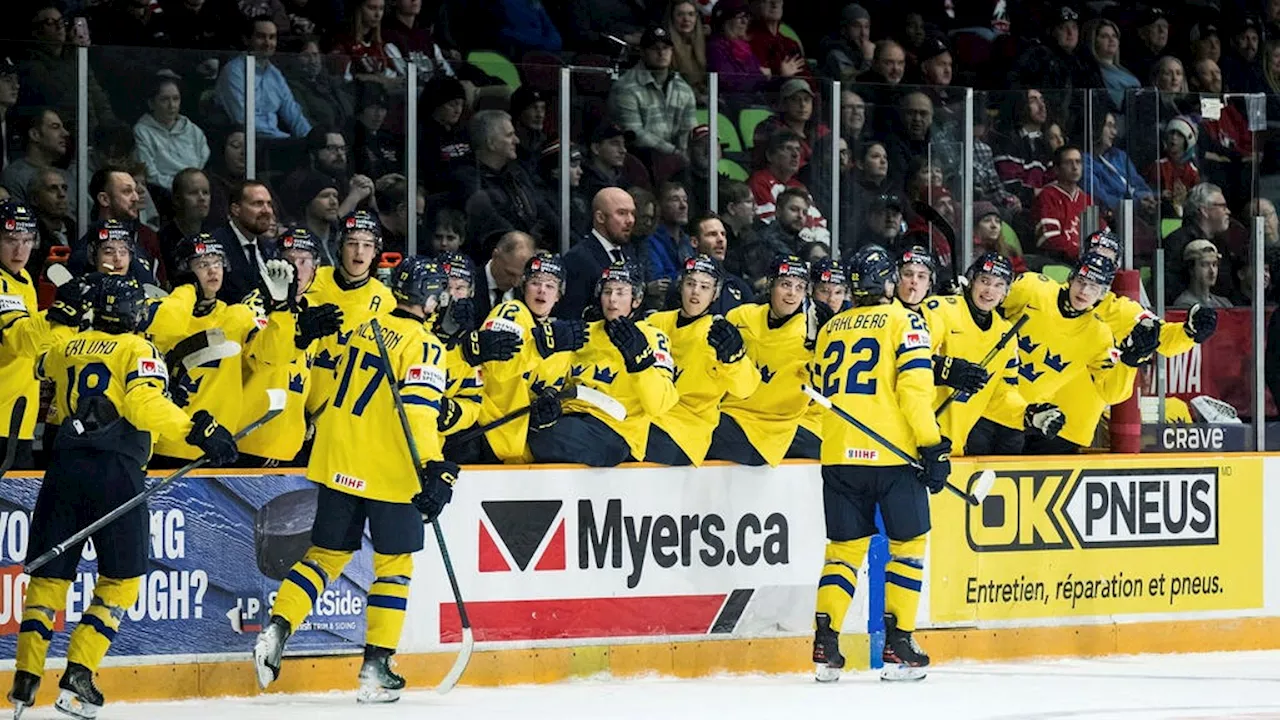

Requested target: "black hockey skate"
[
  {"left": 253, "top": 615, "right": 292, "bottom": 690},
  {"left": 53, "top": 663, "right": 102, "bottom": 720},
  {"left": 812, "top": 613, "right": 845, "bottom": 683},
  {"left": 356, "top": 646, "right": 405, "bottom": 704},
  {"left": 9, "top": 670, "right": 40, "bottom": 719},
  {"left": 881, "top": 614, "right": 928, "bottom": 682}
]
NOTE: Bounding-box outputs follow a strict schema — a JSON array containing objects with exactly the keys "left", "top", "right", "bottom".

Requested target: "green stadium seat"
[
  {"left": 1161, "top": 217, "right": 1182, "bottom": 238},
  {"left": 1041, "top": 264, "right": 1072, "bottom": 283},
  {"left": 1000, "top": 222, "right": 1023, "bottom": 255},
  {"left": 467, "top": 51, "right": 521, "bottom": 88},
  {"left": 695, "top": 108, "right": 743, "bottom": 153},
  {"left": 738, "top": 108, "right": 773, "bottom": 150},
  {"left": 718, "top": 159, "right": 749, "bottom": 181},
  {"left": 779, "top": 23, "right": 803, "bottom": 50}
]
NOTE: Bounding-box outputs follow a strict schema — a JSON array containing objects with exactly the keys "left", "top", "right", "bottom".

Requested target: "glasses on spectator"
[
  {"left": 36, "top": 16, "right": 67, "bottom": 27},
  {"left": 324, "top": 144, "right": 348, "bottom": 153}
]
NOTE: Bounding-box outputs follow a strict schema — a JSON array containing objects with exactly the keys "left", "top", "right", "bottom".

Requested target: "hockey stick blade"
[
  {"left": 572, "top": 385, "right": 627, "bottom": 421},
  {"left": 436, "top": 626, "right": 473, "bottom": 694},
  {"left": 970, "top": 469, "right": 996, "bottom": 503},
  {"left": 0, "top": 397, "right": 29, "bottom": 479},
  {"left": 24, "top": 390, "right": 286, "bottom": 575},
  {"left": 45, "top": 264, "right": 73, "bottom": 287},
  {"left": 143, "top": 284, "right": 169, "bottom": 299},
  {"left": 181, "top": 340, "right": 241, "bottom": 371}
]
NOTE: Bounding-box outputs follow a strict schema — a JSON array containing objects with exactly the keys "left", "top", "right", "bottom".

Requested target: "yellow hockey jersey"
[
  {"left": 985, "top": 273, "right": 1128, "bottom": 431},
  {"left": 307, "top": 267, "right": 395, "bottom": 402},
  {"left": 0, "top": 268, "right": 54, "bottom": 440},
  {"left": 441, "top": 343, "right": 483, "bottom": 435},
  {"left": 308, "top": 311, "right": 446, "bottom": 503},
  {"left": 238, "top": 340, "right": 313, "bottom": 462},
  {"left": 534, "top": 318, "right": 679, "bottom": 461},
  {"left": 921, "top": 295, "right": 1024, "bottom": 456},
  {"left": 477, "top": 300, "right": 574, "bottom": 463},
  {"left": 719, "top": 304, "right": 822, "bottom": 467},
  {"left": 812, "top": 301, "right": 941, "bottom": 466},
  {"left": 150, "top": 293, "right": 296, "bottom": 459},
  {"left": 37, "top": 329, "right": 193, "bottom": 453},
  {"left": 1053, "top": 292, "right": 1196, "bottom": 446},
  {"left": 647, "top": 311, "right": 761, "bottom": 465}
]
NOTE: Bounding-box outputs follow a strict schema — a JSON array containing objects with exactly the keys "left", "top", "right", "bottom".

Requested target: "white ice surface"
[{"left": 17, "top": 651, "right": 1280, "bottom": 720}]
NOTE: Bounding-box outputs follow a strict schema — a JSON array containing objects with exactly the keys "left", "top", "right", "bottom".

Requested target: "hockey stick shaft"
[
  {"left": 449, "top": 387, "right": 575, "bottom": 446},
  {"left": 367, "top": 319, "right": 472, "bottom": 693},
  {"left": 0, "top": 397, "right": 29, "bottom": 479},
  {"left": 803, "top": 386, "right": 979, "bottom": 506},
  {"left": 934, "top": 314, "right": 1030, "bottom": 416},
  {"left": 25, "top": 395, "right": 286, "bottom": 574}
]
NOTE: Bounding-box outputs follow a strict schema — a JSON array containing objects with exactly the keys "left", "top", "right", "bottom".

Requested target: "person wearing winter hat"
[
  {"left": 417, "top": 75, "right": 470, "bottom": 193},
  {"left": 972, "top": 201, "right": 1026, "bottom": 273},
  {"left": 285, "top": 169, "right": 342, "bottom": 264},
  {"left": 1145, "top": 116, "right": 1199, "bottom": 218},
  {"left": 510, "top": 86, "right": 549, "bottom": 170}
]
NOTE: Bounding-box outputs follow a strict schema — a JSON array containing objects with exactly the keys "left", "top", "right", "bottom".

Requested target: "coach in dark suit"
[
  {"left": 472, "top": 230, "right": 537, "bottom": 319},
  {"left": 214, "top": 179, "right": 275, "bottom": 303},
  {"left": 557, "top": 187, "right": 640, "bottom": 320}
]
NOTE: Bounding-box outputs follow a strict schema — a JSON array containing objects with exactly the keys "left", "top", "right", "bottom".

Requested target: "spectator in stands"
[
  {"left": 706, "top": 0, "right": 768, "bottom": 93},
  {"left": 1230, "top": 257, "right": 1271, "bottom": 307},
  {"left": 840, "top": 90, "right": 869, "bottom": 147},
  {"left": 382, "top": 0, "right": 457, "bottom": 82},
  {"left": 90, "top": 0, "right": 169, "bottom": 47},
  {"left": 1079, "top": 18, "right": 1139, "bottom": 113},
  {"left": 282, "top": 0, "right": 342, "bottom": 38},
  {"left": 857, "top": 192, "right": 904, "bottom": 250},
  {"left": 2, "top": 108, "right": 75, "bottom": 216},
  {"left": 351, "top": 82, "right": 400, "bottom": 177},
  {"left": 718, "top": 179, "right": 758, "bottom": 278},
  {"left": 1033, "top": 145, "right": 1090, "bottom": 261},
  {"left": 28, "top": 168, "right": 73, "bottom": 262},
  {"left": 580, "top": 124, "right": 630, "bottom": 201},
  {"left": 630, "top": 186, "right": 658, "bottom": 240},
  {"left": 161, "top": 0, "right": 235, "bottom": 51},
  {"left": 454, "top": 109, "right": 558, "bottom": 250},
  {"left": 820, "top": 3, "right": 873, "bottom": 82},
  {"left": 566, "top": 0, "right": 644, "bottom": 53},
  {"left": 857, "top": 40, "right": 906, "bottom": 110},
  {"left": 474, "top": 229, "right": 536, "bottom": 318},
  {"left": 536, "top": 140, "right": 590, "bottom": 237},
  {"left": 485, "top": 0, "right": 562, "bottom": 57},
  {"left": 971, "top": 98, "right": 1020, "bottom": 213},
  {"left": 884, "top": 92, "right": 955, "bottom": 189},
  {"left": 1164, "top": 182, "right": 1233, "bottom": 300},
  {"left": 331, "top": 0, "right": 399, "bottom": 87},
  {"left": 1189, "top": 23, "right": 1222, "bottom": 64},
  {"left": 1123, "top": 6, "right": 1170, "bottom": 85},
  {"left": 854, "top": 140, "right": 891, "bottom": 197},
  {"left": 752, "top": 79, "right": 829, "bottom": 170},
  {"left": 641, "top": 181, "right": 693, "bottom": 290},
  {"left": 609, "top": 27, "right": 697, "bottom": 165},
  {"left": 1192, "top": 58, "right": 1254, "bottom": 199},
  {"left": 374, "top": 174, "right": 423, "bottom": 255},
  {"left": 297, "top": 128, "right": 373, "bottom": 219},
  {"left": 215, "top": 16, "right": 313, "bottom": 140},
  {"left": 674, "top": 125, "right": 715, "bottom": 220},
  {"left": 22, "top": 4, "right": 119, "bottom": 133},
  {"left": 237, "top": 0, "right": 292, "bottom": 36},
  {"left": 664, "top": 213, "right": 752, "bottom": 312},
  {"left": 211, "top": 179, "right": 275, "bottom": 302},
  {"left": 75, "top": 168, "right": 161, "bottom": 284},
  {"left": 1221, "top": 17, "right": 1263, "bottom": 93},
  {"left": 133, "top": 75, "right": 211, "bottom": 192},
  {"left": 1173, "top": 239, "right": 1233, "bottom": 308},
  {"left": 1010, "top": 5, "right": 1084, "bottom": 92},
  {"left": 157, "top": 167, "right": 212, "bottom": 278},
  {"left": 510, "top": 87, "right": 548, "bottom": 171},
  {"left": 1083, "top": 111, "right": 1155, "bottom": 214},
  {"left": 0, "top": 59, "right": 18, "bottom": 177},
  {"left": 286, "top": 169, "right": 341, "bottom": 259},
  {"left": 973, "top": 200, "right": 1026, "bottom": 273},
  {"left": 748, "top": 0, "right": 809, "bottom": 79},
  {"left": 739, "top": 186, "right": 806, "bottom": 288},
  {"left": 1250, "top": 198, "right": 1280, "bottom": 249},
  {"left": 668, "top": 0, "right": 708, "bottom": 102},
  {"left": 558, "top": 187, "right": 639, "bottom": 318},
  {"left": 994, "top": 88, "right": 1051, "bottom": 209},
  {"left": 749, "top": 129, "right": 827, "bottom": 243},
  {"left": 417, "top": 75, "right": 469, "bottom": 193},
  {"left": 800, "top": 133, "right": 852, "bottom": 233},
  {"left": 428, "top": 207, "right": 466, "bottom": 256},
  {"left": 283, "top": 36, "right": 356, "bottom": 131}
]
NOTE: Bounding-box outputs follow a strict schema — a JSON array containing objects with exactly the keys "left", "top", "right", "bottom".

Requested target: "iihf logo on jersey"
[{"left": 477, "top": 500, "right": 566, "bottom": 573}]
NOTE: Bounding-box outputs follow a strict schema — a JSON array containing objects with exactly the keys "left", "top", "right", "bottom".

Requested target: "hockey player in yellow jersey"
[
  {"left": 809, "top": 245, "right": 950, "bottom": 683},
  {"left": 423, "top": 253, "right": 496, "bottom": 443},
  {"left": 707, "top": 254, "right": 821, "bottom": 466},
  {"left": 442, "top": 251, "right": 579, "bottom": 464},
  {"left": 894, "top": 245, "right": 935, "bottom": 314},
  {"left": 12, "top": 276, "right": 238, "bottom": 719},
  {"left": 147, "top": 234, "right": 298, "bottom": 464},
  {"left": 254, "top": 256, "right": 458, "bottom": 704},
  {"left": 647, "top": 255, "right": 760, "bottom": 465},
  {"left": 1048, "top": 230, "right": 1213, "bottom": 452},
  {"left": 923, "top": 253, "right": 1066, "bottom": 454},
  {"left": 238, "top": 228, "right": 344, "bottom": 465},
  {"left": 969, "top": 251, "right": 1158, "bottom": 454},
  {"left": 528, "top": 260, "right": 678, "bottom": 466}
]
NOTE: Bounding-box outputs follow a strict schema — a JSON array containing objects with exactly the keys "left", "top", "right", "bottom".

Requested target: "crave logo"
[{"left": 478, "top": 500, "right": 566, "bottom": 573}]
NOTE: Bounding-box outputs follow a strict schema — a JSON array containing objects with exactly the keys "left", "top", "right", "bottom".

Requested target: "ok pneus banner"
[
  {"left": 929, "top": 457, "right": 1264, "bottom": 624},
  {"left": 0, "top": 473, "right": 369, "bottom": 660}
]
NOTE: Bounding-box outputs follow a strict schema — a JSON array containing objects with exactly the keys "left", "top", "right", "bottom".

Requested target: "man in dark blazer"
[
  {"left": 213, "top": 179, "right": 275, "bottom": 303},
  {"left": 473, "top": 230, "right": 537, "bottom": 320},
  {"left": 557, "top": 187, "right": 640, "bottom": 319}
]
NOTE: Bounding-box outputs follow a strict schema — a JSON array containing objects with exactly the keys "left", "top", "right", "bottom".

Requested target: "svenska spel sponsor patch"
[
  {"left": 404, "top": 363, "right": 446, "bottom": 391},
  {"left": 137, "top": 357, "right": 168, "bottom": 379},
  {"left": 902, "top": 329, "right": 931, "bottom": 350},
  {"left": 0, "top": 294, "right": 28, "bottom": 314}
]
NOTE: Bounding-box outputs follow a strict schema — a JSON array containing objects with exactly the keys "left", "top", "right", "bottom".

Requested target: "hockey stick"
[
  {"left": 367, "top": 318, "right": 471, "bottom": 695},
  {"left": 0, "top": 397, "right": 29, "bottom": 480},
  {"left": 450, "top": 384, "right": 627, "bottom": 447},
  {"left": 911, "top": 200, "right": 962, "bottom": 286},
  {"left": 802, "top": 385, "right": 994, "bottom": 506},
  {"left": 934, "top": 314, "right": 1030, "bottom": 415},
  {"left": 167, "top": 328, "right": 242, "bottom": 373},
  {"left": 25, "top": 389, "right": 287, "bottom": 575}
]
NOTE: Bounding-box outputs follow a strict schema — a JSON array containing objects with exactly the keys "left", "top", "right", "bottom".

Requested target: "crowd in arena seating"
[{"left": 0, "top": 0, "right": 1276, "bottom": 466}]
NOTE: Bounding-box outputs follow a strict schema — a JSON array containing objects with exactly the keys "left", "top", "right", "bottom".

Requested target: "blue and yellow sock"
[
  {"left": 885, "top": 535, "right": 927, "bottom": 632},
  {"left": 66, "top": 576, "right": 141, "bottom": 672},
  {"left": 815, "top": 536, "right": 871, "bottom": 632},
  {"left": 16, "top": 577, "right": 71, "bottom": 675},
  {"left": 271, "top": 546, "right": 353, "bottom": 630},
  {"left": 365, "top": 553, "right": 413, "bottom": 650}
]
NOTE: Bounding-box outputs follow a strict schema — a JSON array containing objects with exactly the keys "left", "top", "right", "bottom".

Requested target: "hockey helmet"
[
  {"left": 91, "top": 274, "right": 146, "bottom": 334},
  {"left": 390, "top": 255, "right": 448, "bottom": 306},
  {"left": 87, "top": 219, "right": 136, "bottom": 257},
  {"left": 809, "top": 257, "right": 848, "bottom": 287},
  {"left": 340, "top": 210, "right": 383, "bottom": 249},
  {"left": 0, "top": 200, "right": 38, "bottom": 236},
  {"left": 277, "top": 226, "right": 321, "bottom": 258},
  {"left": 595, "top": 259, "right": 645, "bottom": 300},
  {"left": 767, "top": 254, "right": 809, "bottom": 285},
  {"left": 897, "top": 244, "right": 936, "bottom": 278},
  {"left": 1070, "top": 251, "right": 1118, "bottom": 288},
  {"left": 522, "top": 251, "right": 567, "bottom": 288},
  {"left": 680, "top": 253, "right": 723, "bottom": 285},
  {"left": 848, "top": 244, "right": 898, "bottom": 299},
  {"left": 174, "top": 232, "right": 227, "bottom": 273},
  {"left": 965, "top": 252, "right": 1015, "bottom": 287},
  {"left": 1085, "top": 228, "right": 1121, "bottom": 259},
  {"left": 440, "top": 251, "right": 475, "bottom": 284}
]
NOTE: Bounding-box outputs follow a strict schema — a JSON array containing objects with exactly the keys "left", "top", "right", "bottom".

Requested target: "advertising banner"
[
  {"left": 1154, "top": 309, "right": 1274, "bottom": 418},
  {"left": 929, "top": 457, "right": 1265, "bottom": 624},
  {"left": 0, "top": 473, "right": 367, "bottom": 660}
]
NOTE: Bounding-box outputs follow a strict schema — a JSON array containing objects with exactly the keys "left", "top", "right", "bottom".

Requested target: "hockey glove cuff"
[
  {"left": 707, "top": 316, "right": 746, "bottom": 364},
  {"left": 187, "top": 410, "right": 239, "bottom": 466},
  {"left": 804, "top": 301, "right": 836, "bottom": 350},
  {"left": 528, "top": 389, "right": 563, "bottom": 430},
  {"left": 460, "top": 329, "right": 523, "bottom": 365},
  {"left": 296, "top": 303, "right": 344, "bottom": 348},
  {"left": 1184, "top": 303, "right": 1218, "bottom": 344},
  {"left": 605, "top": 318, "right": 655, "bottom": 373},
  {"left": 46, "top": 277, "right": 91, "bottom": 329},
  {"left": 436, "top": 397, "right": 464, "bottom": 433},
  {"left": 1024, "top": 402, "right": 1066, "bottom": 438},
  {"left": 532, "top": 318, "right": 588, "bottom": 358},
  {"left": 436, "top": 298, "right": 476, "bottom": 343},
  {"left": 918, "top": 438, "right": 952, "bottom": 495},
  {"left": 934, "top": 355, "right": 990, "bottom": 394},
  {"left": 263, "top": 259, "right": 297, "bottom": 310},
  {"left": 1119, "top": 319, "right": 1161, "bottom": 367},
  {"left": 413, "top": 460, "right": 459, "bottom": 522}
]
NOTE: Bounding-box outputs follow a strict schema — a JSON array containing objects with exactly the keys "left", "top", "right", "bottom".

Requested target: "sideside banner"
[{"left": 929, "top": 457, "right": 1264, "bottom": 624}]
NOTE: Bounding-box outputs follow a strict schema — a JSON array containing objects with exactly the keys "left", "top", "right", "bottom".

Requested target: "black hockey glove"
[
  {"left": 933, "top": 356, "right": 990, "bottom": 395},
  {"left": 46, "top": 276, "right": 93, "bottom": 329},
  {"left": 413, "top": 460, "right": 459, "bottom": 523},
  {"left": 436, "top": 396, "right": 464, "bottom": 433},
  {"left": 531, "top": 318, "right": 588, "bottom": 358},
  {"left": 459, "top": 328, "right": 523, "bottom": 365},
  {"left": 296, "top": 303, "right": 343, "bottom": 349},
  {"left": 1118, "top": 318, "right": 1161, "bottom": 367},
  {"left": 605, "top": 317, "right": 655, "bottom": 373},
  {"left": 707, "top": 316, "right": 746, "bottom": 364},
  {"left": 527, "top": 389, "right": 563, "bottom": 430},
  {"left": 1024, "top": 402, "right": 1066, "bottom": 438},
  {"left": 187, "top": 410, "right": 239, "bottom": 466},
  {"left": 436, "top": 297, "right": 476, "bottom": 343},
  {"left": 917, "top": 438, "right": 952, "bottom": 495},
  {"left": 1183, "top": 303, "right": 1218, "bottom": 344}
]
